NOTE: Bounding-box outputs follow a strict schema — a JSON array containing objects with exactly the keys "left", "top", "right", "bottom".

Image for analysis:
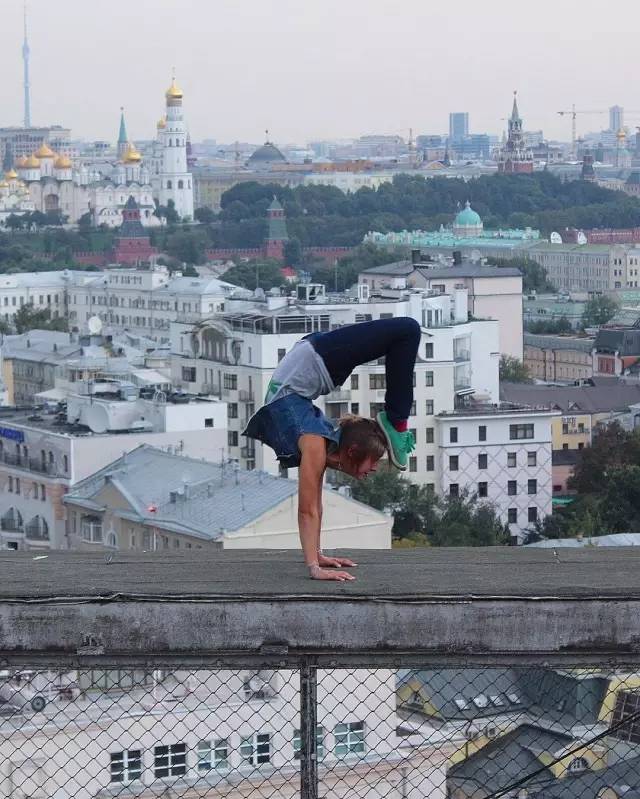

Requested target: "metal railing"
[{"left": 1, "top": 658, "right": 640, "bottom": 799}]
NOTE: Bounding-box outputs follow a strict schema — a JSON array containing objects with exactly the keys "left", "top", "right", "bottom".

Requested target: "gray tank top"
[{"left": 264, "top": 340, "right": 334, "bottom": 404}]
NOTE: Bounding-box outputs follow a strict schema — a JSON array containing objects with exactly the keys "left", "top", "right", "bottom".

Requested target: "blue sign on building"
[{"left": 0, "top": 426, "right": 25, "bottom": 443}]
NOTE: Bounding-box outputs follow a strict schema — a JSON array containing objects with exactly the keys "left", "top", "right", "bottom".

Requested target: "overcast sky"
[{"left": 2, "top": 0, "right": 639, "bottom": 146}]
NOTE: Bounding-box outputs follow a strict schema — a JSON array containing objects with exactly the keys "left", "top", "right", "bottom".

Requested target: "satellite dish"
[
  {"left": 550, "top": 232, "right": 563, "bottom": 244},
  {"left": 576, "top": 231, "right": 588, "bottom": 245},
  {"left": 88, "top": 316, "right": 103, "bottom": 335}
]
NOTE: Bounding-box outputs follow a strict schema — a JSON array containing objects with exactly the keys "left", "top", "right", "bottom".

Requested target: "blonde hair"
[{"left": 337, "top": 415, "right": 388, "bottom": 464}]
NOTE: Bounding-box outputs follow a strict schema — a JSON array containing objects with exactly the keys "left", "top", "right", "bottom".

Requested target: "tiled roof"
[{"left": 500, "top": 381, "right": 640, "bottom": 413}]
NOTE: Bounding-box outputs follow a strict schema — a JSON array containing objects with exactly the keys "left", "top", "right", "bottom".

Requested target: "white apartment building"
[
  {"left": 436, "top": 407, "right": 559, "bottom": 541},
  {"left": 0, "top": 666, "right": 451, "bottom": 799},
  {"left": 67, "top": 266, "right": 238, "bottom": 341},
  {"left": 170, "top": 284, "right": 500, "bottom": 488},
  {"left": 359, "top": 260, "right": 524, "bottom": 359},
  {"left": 0, "top": 387, "right": 227, "bottom": 551},
  {"left": 0, "top": 270, "right": 96, "bottom": 324}
]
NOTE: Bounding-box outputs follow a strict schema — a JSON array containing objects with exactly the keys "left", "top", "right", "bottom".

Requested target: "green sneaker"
[{"left": 376, "top": 411, "right": 416, "bottom": 471}]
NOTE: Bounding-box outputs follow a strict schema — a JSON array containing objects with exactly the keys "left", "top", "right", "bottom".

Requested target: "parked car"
[{"left": 0, "top": 670, "right": 46, "bottom": 712}]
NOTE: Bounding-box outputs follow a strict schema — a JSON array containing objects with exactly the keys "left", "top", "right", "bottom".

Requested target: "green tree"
[
  {"left": 78, "top": 212, "right": 93, "bottom": 231},
  {"left": 581, "top": 295, "right": 619, "bottom": 328},
  {"left": 154, "top": 198, "right": 180, "bottom": 225},
  {"left": 194, "top": 206, "right": 216, "bottom": 224},
  {"left": 283, "top": 236, "right": 303, "bottom": 266},
  {"left": 221, "top": 259, "right": 285, "bottom": 291},
  {"left": 569, "top": 423, "right": 640, "bottom": 495},
  {"left": 13, "top": 303, "right": 68, "bottom": 334},
  {"left": 499, "top": 355, "right": 531, "bottom": 383},
  {"left": 4, "top": 214, "right": 24, "bottom": 231}
]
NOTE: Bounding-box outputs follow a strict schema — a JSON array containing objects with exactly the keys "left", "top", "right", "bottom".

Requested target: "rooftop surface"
[
  {"left": 2, "top": 548, "right": 640, "bottom": 660},
  {"left": 3, "top": 547, "right": 639, "bottom": 601}
]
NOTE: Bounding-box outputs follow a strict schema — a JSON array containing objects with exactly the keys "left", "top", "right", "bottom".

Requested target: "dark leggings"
[{"left": 308, "top": 317, "right": 421, "bottom": 424}]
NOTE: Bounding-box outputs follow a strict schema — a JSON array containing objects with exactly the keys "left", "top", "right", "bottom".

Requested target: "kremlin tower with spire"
[{"left": 497, "top": 92, "right": 534, "bottom": 174}]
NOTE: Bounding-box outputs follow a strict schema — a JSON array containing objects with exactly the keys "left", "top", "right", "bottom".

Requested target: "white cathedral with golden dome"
[{"left": 2, "top": 77, "right": 194, "bottom": 228}]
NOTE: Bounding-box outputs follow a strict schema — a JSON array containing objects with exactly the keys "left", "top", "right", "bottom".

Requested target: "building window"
[
  {"left": 204, "top": 418, "right": 214, "bottom": 428},
  {"left": 369, "top": 402, "right": 385, "bottom": 418},
  {"left": 426, "top": 427, "right": 434, "bottom": 443},
  {"left": 425, "top": 371, "right": 434, "bottom": 387},
  {"left": 449, "top": 427, "right": 458, "bottom": 443},
  {"left": 426, "top": 455, "right": 434, "bottom": 471},
  {"left": 110, "top": 750, "right": 142, "bottom": 783},
  {"left": 40, "top": 484, "right": 46, "bottom": 501},
  {"left": 410, "top": 400, "right": 416, "bottom": 416},
  {"left": 197, "top": 738, "right": 229, "bottom": 772},
  {"left": 334, "top": 722, "right": 365, "bottom": 757},
  {"left": 350, "top": 374, "right": 359, "bottom": 390},
  {"left": 562, "top": 422, "right": 569, "bottom": 434},
  {"left": 228, "top": 430, "right": 239, "bottom": 447},
  {"left": 181, "top": 366, "right": 196, "bottom": 383},
  {"left": 369, "top": 374, "right": 386, "bottom": 390},
  {"left": 527, "top": 451, "right": 537, "bottom": 467},
  {"left": 478, "top": 482, "right": 488, "bottom": 498},
  {"left": 154, "top": 743, "right": 186, "bottom": 778},
  {"left": 528, "top": 507, "right": 538, "bottom": 523},
  {"left": 478, "top": 453, "right": 488, "bottom": 469},
  {"left": 227, "top": 403, "right": 238, "bottom": 419},
  {"left": 15, "top": 478, "right": 20, "bottom": 495},
  {"left": 293, "top": 726, "right": 325, "bottom": 760},
  {"left": 478, "top": 425, "right": 487, "bottom": 442},
  {"left": 528, "top": 479, "right": 537, "bottom": 495},
  {"left": 63, "top": 454, "right": 68, "bottom": 472},
  {"left": 611, "top": 689, "right": 640, "bottom": 743},
  {"left": 510, "top": 423, "right": 534, "bottom": 440},
  {"left": 449, "top": 455, "right": 459, "bottom": 471},
  {"left": 240, "top": 732, "right": 271, "bottom": 766},
  {"left": 425, "top": 400, "right": 434, "bottom": 415},
  {"left": 425, "top": 343, "right": 433, "bottom": 359},
  {"left": 351, "top": 402, "right": 359, "bottom": 415},
  {"left": 449, "top": 483, "right": 459, "bottom": 498},
  {"left": 508, "top": 508, "right": 518, "bottom": 524},
  {"left": 507, "top": 452, "right": 517, "bottom": 468},
  {"left": 409, "top": 457, "right": 417, "bottom": 472},
  {"left": 223, "top": 373, "right": 237, "bottom": 390},
  {"left": 508, "top": 480, "right": 517, "bottom": 496}
]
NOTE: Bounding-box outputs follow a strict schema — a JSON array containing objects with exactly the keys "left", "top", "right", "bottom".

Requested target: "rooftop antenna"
[{"left": 22, "top": 2, "right": 31, "bottom": 128}]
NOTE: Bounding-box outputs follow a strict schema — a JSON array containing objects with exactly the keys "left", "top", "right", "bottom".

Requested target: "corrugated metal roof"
[{"left": 65, "top": 445, "right": 299, "bottom": 536}]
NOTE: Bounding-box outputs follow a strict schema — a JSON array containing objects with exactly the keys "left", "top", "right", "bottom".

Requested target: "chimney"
[
  {"left": 411, "top": 249, "right": 422, "bottom": 265},
  {"left": 453, "top": 250, "right": 462, "bottom": 266}
]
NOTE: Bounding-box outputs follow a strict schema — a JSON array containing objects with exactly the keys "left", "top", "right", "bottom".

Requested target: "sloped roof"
[
  {"left": 500, "top": 381, "right": 640, "bottom": 414},
  {"left": 64, "top": 444, "right": 299, "bottom": 536}
]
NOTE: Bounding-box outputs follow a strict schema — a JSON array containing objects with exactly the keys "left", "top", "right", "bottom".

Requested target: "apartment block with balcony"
[
  {"left": 0, "top": 387, "right": 226, "bottom": 551},
  {"left": 436, "top": 406, "right": 559, "bottom": 541},
  {"left": 170, "top": 285, "right": 500, "bottom": 485},
  {"left": 67, "top": 265, "right": 239, "bottom": 341}
]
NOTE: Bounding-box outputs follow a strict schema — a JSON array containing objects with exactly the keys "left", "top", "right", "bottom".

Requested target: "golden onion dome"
[
  {"left": 165, "top": 78, "right": 183, "bottom": 100},
  {"left": 25, "top": 154, "right": 41, "bottom": 168},
  {"left": 123, "top": 143, "right": 142, "bottom": 163},
  {"left": 16, "top": 156, "right": 28, "bottom": 168},
  {"left": 0, "top": 180, "right": 9, "bottom": 189},
  {"left": 157, "top": 116, "right": 167, "bottom": 129},
  {"left": 35, "top": 142, "right": 55, "bottom": 158},
  {"left": 617, "top": 128, "right": 627, "bottom": 141},
  {"left": 54, "top": 154, "right": 72, "bottom": 169},
  {"left": 5, "top": 169, "right": 18, "bottom": 180}
]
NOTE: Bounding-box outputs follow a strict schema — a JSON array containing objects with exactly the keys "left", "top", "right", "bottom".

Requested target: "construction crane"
[{"left": 557, "top": 106, "right": 607, "bottom": 160}]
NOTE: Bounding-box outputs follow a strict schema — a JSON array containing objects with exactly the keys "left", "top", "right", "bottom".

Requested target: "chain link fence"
[{"left": 1, "top": 660, "right": 640, "bottom": 798}]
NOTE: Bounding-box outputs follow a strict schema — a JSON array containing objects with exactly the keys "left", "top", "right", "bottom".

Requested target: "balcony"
[
  {"left": 241, "top": 446, "right": 256, "bottom": 459},
  {"left": 1, "top": 549, "right": 640, "bottom": 799},
  {"left": 0, "top": 452, "right": 60, "bottom": 477},
  {"left": 239, "top": 390, "right": 255, "bottom": 402},
  {"left": 325, "top": 389, "right": 351, "bottom": 403},
  {"left": 453, "top": 348, "right": 471, "bottom": 363}
]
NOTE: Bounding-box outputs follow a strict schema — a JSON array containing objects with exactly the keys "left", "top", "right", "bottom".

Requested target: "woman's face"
[{"left": 340, "top": 454, "right": 381, "bottom": 480}]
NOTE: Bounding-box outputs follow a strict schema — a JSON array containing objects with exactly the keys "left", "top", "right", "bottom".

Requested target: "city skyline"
[{"left": 1, "top": 0, "right": 639, "bottom": 144}]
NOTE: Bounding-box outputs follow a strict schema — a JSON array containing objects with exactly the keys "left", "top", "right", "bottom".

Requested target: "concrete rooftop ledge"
[{"left": 1, "top": 548, "right": 640, "bottom": 663}]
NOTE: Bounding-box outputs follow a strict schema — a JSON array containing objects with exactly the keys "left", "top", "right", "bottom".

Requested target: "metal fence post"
[{"left": 300, "top": 659, "right": 319, "bottom": 799}]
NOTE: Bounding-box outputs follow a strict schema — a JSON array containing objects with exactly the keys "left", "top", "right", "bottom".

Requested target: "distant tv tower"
[{"left": 22, "top": 2, "right": 31, "bottom": 127}]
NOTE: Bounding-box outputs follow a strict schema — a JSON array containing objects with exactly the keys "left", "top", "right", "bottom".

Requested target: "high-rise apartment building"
[
  {"left": 449, "top": 113, "right": 469, "bottom": 142},
  {"left": 610, "top": 105, "right": 624, "bottom": 133}
]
